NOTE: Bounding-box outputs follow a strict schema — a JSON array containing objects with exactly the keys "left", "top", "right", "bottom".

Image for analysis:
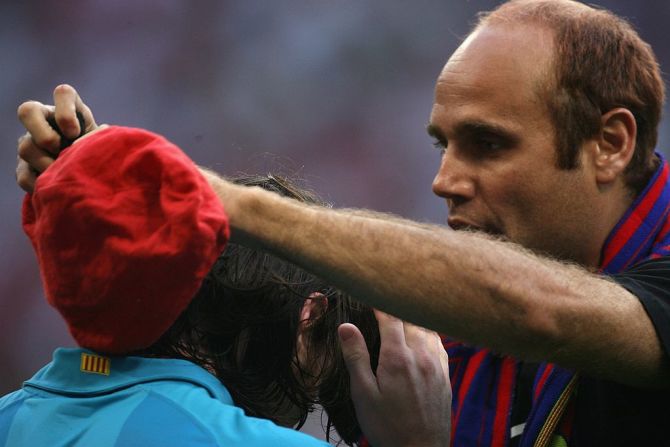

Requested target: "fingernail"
[{"left": 338, "top": 324, "right": 355, "bottom": 342}]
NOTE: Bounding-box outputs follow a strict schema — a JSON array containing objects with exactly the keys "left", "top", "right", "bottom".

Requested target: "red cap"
[{"left": 22, "top": 126, "right": 229, "bottom": 354}]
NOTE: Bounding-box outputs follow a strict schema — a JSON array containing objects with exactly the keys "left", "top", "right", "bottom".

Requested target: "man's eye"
[
  {"left": 476, "top": 138, "right": 502, "bottom": 152},
  {"left": 432, "top": 139, "right": 447, "bottom": 154}
]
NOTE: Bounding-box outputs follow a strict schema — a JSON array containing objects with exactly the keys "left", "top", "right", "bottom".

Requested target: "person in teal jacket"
[
  {"left": 1, "top": 348, "right": 328, "bottom": 447},
  {"left": 3, "top": 124, "right": 451, "bottom": 447}
]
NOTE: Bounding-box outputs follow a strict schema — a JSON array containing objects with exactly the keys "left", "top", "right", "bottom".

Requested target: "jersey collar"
[
  {"left": 600, "top": 153, "right": 670, "bottom": 274},
  {"left": 24, "top": 348, "right": 233, "bottom": 404}
]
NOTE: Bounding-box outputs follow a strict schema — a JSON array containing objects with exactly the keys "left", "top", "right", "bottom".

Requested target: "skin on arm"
[{"left": 208, "top": 177, "right": 668, "bottom": 388}]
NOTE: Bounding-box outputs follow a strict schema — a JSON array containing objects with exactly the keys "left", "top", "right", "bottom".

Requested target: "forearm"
[{"left": 212, "top": 175, "right": 667, "bottom": 386}]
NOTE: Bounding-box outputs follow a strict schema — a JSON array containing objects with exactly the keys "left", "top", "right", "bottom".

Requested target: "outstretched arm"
[{"left": 206, "top": 174, "right": 669, "bottom": 388}]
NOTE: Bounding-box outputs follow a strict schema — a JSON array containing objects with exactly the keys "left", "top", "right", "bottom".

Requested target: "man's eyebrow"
[
  {"left": 426, "top": 120, "right": 519, "bottom": 144},
  {"left": 427, "top": 121, "right": 518, "bottom": 142},
  {"left": 455, "top": 121, "right": 517, "bottom": 141},
  {"left": 426, "top": 123, "right": 446, "bottom": 140}
]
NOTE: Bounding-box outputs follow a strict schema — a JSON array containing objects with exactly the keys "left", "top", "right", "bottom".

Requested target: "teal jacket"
[{"left": 0, "top": 348, "right": 328, "bottom": 447}]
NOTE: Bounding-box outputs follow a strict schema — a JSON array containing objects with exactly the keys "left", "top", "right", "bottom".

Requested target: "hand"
[
  {"left": 16, "top": 84, "right": 99, "bottom": 192},
  {"left": 339, "top": 310, "right": 451, "bottom": 447}
]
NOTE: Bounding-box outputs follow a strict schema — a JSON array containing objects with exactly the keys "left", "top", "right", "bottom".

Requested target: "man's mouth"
[{"left": 447, "top": 217, "right": 503, "bottom": 236}]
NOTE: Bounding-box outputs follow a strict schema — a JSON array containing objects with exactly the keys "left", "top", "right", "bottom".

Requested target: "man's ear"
[
  {"left": 593, "top": 108, "right": 637, "bottom": 184},
  {"left": 296, "top": 293, "right": 329, "bottom": 365},
  {"left": 299, "top": 292, "right": 328, "bottom": 327}
]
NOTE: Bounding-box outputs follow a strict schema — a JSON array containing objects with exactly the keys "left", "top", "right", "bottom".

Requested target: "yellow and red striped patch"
[{"left": 80, "top": 352, "right": 111, "bottom": 376}]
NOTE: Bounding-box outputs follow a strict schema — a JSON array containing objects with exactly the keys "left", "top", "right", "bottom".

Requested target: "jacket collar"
[{"left": 24, "top": 348, "right": 233, "bottom": 404}]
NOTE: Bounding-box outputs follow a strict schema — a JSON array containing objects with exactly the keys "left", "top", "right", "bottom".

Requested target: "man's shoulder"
[
  {"left": 609, "top": 255, "right": 670, "bottom": 287},
  {"left": 627, "top": 255, "right": 670, "bottom": 271}
]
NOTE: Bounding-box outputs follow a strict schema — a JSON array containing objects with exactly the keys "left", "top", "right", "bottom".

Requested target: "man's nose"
[{"left": 431, "top": 151, "right": 476, "bottom": 202}]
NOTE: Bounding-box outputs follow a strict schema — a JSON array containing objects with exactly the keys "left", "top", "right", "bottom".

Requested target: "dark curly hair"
[
  {"left": 312, "top": 299, "right": 380, "bottom": 445},
  {"left": 139, "top": 173, "right": 378, "bottom": 443}
]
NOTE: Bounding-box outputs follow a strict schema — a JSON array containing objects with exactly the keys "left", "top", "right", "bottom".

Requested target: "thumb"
[{"left": 338, "top": 323, "right": 378, "bottom": 400}]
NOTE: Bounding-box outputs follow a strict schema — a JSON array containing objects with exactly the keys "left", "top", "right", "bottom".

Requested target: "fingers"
[
  {"left": 438, "top": 341, "right": 451, "bottom": 384},
  {"left": 376, "top": 308, "right": 443, "bottom": 359},
  {"left": 374, "top": 309, "right": 407, "bottom": 349},
  {"left": 338, "top": 323, "right": 379, "bottom": 400},
  {"left": 17, "top": 102, "right": 61, "bottom": 154},
  {"left": 53, "top": 84, "right": 96, "bottom": 138},
  {"left": 17, "top": 134, "right": 56, "bottom": 173},
  {"left": 16, "top": 158, "right": 37, "bottom": 193},
  {"left": 349, "top": 312, "right": 452, "bottom": 447},
  {"left": 404, "top": 322, "right": 443, "bottom": 360},
  {"left": 402, "top": 319, "right": 432, "bottom": 349},
  {"left": 376, "top": 310, "right": 451, "bottom": 386},
  {"left": 16, "top": 84, "right": 99, "bottom": 195},
  {"left": 403, "top": 318, "right": 450, "bottom": 383},
  {"left": 75, "top": 94, "right": 97, "bottom": 133},
  {"left": 414, "top": 329, "right": 450, "bottom": 384}
]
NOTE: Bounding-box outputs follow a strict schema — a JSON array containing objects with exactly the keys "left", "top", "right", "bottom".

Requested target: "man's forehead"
[
  {"left": 448, "top": 24, "right": 551, "bottom": 76},
  {"left": 431, "top": 24, "right": 553, "bottom": 126},
  {"left": 431, "top": 25, "right": 553, "bottom": 133}
]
